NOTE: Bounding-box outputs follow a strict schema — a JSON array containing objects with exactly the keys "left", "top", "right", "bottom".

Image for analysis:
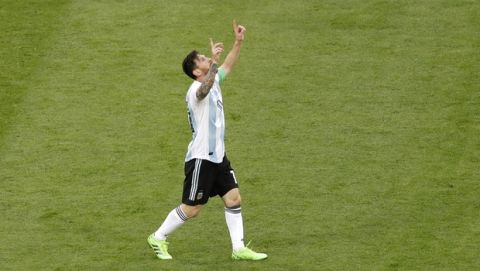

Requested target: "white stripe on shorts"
[{"left": 189, "top": 159, "right": 202, "bottom": 201}]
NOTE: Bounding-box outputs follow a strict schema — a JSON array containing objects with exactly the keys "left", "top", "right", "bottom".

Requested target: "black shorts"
[{"left": 182, "top": 156, "right": 239, "bottom": 206}]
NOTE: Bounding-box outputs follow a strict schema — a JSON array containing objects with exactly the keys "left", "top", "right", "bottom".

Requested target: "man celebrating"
[{"left": 147, "top": 20, "right": 267, "bottom": 261}]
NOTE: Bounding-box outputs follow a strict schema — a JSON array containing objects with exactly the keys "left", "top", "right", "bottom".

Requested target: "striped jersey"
[{"left": 185, "top": 68, "right": 227, "bottom": 163}]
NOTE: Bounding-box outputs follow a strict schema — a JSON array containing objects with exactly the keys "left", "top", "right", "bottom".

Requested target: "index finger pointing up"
[{"left": 233, "top": 19, "right": 238, "bottom": 30}]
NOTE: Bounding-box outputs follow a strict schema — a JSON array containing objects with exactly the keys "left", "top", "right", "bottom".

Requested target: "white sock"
[
  {"left": 154, "top": 206, "right": 188, "bottom": 240},
  {"left": 225, "top": 205, "right": 245, "bottom": 251}
]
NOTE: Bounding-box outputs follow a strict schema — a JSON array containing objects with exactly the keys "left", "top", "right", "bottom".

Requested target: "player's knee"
[
  {"left": 225, "top": 194, "right": 242, "bottom": 207},
  {"left": 222, "top": 188, "right": 242, "bottom": 207},
  {"left": 181, "top": 204, "right": 203, "bottom": 218}
]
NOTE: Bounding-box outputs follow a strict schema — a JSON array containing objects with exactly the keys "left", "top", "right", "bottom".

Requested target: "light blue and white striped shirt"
[{"left": 185, "top": 68, "right": 227, "bottom": 163}]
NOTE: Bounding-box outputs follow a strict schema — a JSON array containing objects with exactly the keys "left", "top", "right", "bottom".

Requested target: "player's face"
[{"left": 194, "top": 54, "right": 211, "bottom": 74}]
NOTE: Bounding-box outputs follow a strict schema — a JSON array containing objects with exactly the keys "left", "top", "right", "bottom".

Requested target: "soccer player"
[{"left": 147, "top": 20, "right": 267, "bottom": 261}]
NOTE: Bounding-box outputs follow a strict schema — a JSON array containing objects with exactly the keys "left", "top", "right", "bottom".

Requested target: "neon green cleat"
[
  {"left": 232, "top": 244, "right": 268, "bottom": 261},
  {"left": 147, "top": 234, "right": 172, "bottom": 260}
]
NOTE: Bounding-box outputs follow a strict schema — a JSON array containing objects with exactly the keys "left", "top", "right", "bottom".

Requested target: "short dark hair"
[{"left": 182, "top": 50, "right": 199, "bottom": 80}]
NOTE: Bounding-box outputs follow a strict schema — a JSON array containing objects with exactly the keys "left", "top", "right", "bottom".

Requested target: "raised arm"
[
  {"left": 196, "top": 63, "right": 218, "bottom": 100},
  {"left": 196, "top": 39, "right": 224, "bottom": 100},
  {"left": 220, "top": 20, "right": 246, "bottom": 75}
]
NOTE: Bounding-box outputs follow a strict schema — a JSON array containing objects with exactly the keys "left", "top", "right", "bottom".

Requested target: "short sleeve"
[{"left": 218, "top": 67, "right": 226, "bottom": 84}]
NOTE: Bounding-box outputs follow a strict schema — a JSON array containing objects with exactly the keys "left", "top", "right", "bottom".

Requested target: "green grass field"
[{"left": 1, "top": 0, "right": 479, "bottom": 270}]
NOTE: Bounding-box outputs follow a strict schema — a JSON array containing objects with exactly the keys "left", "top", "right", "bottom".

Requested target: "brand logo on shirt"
[{"left": 217, "top": 100, "right": 223, "bottom": 110}]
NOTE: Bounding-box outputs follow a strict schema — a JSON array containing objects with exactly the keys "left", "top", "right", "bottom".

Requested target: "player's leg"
[
  {"left": 153, "top": 204, "right": 203, "bottom": 241},
  {"left": 218, "top": 157, "right": 267, "bottom": 260},
  {"left": 223, "top": 187, "right": 242, "bottom": 207},
  {"left": 148, "top": 159, "right": 213, "bottom": 259},
  {"left": 179, "top": 203, "right": 204, "bottom": 218},
  {"left": 222, "top": 188, "right": 244, "bottom": 250},
  {"left": 151, "top": 159, "right": 199, "bottom": 241}
]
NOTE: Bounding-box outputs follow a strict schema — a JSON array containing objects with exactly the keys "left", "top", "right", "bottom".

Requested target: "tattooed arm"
[
  {"left": 196, "top": 62, "right": 218, "bottom": 100},
  {"left": 196, "top": 39, "right": 224, "bottom": 100}
]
